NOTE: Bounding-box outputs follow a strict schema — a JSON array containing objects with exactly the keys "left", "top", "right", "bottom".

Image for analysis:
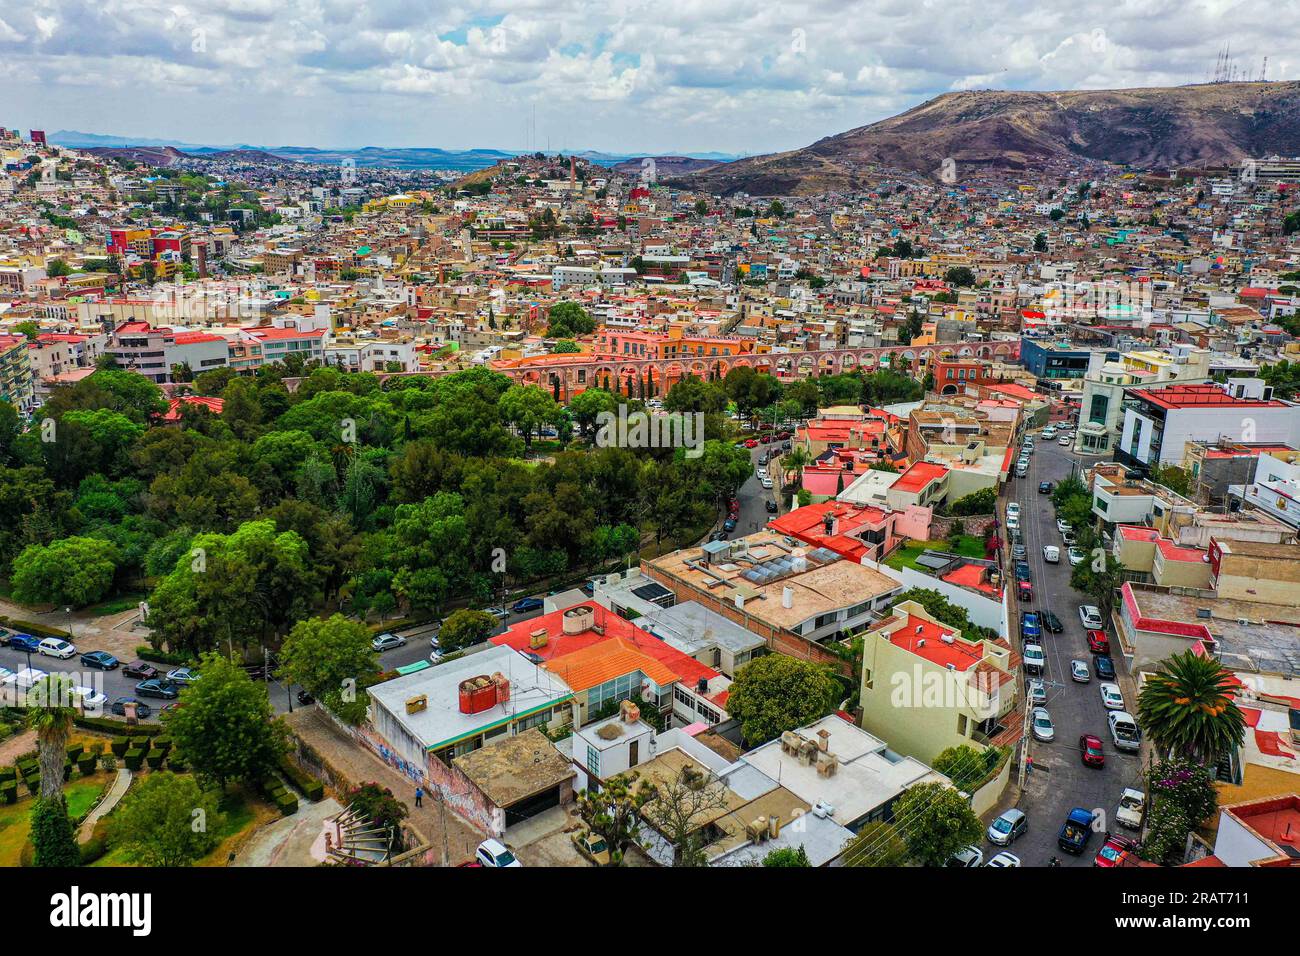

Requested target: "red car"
[
  {"left": 1017, "top": 581, "right": 1033, "bottom": 602},
  {"left": 1079, "top": 734, "right": 1105, "bottom": 768},
  {"left": 1086, "top": 629, "right": 1109, "bottom": 654},
  {"left": 744, "top": 439, "right": 759, "bottom": 448},
  {"left": 1094, "top": 833, "right": 1138, "bottom": 868}
]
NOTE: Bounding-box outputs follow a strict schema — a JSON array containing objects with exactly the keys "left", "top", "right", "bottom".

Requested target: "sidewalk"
[
  {"left": 79, "top": 768, "right": 132, "bottom": 842},
  {"left": 283, "top": 708, "right": 483, "bottom": 865}
]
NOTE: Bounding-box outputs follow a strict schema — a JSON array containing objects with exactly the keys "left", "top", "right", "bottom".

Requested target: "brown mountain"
[
  {"left": 678, "top": 81, "right": 1300, "bottom": 195},
  {"left": 611, "top": 155, "right": 721, "bottom": 176}
]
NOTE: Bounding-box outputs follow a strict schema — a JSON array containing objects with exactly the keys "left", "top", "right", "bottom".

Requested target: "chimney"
[
  {"left": 620, "top": 699, "right": 640, "bottom": 723},
  {"left": 769, "top": 815, "right": 781, "bottom": 839},
  {"left": 817, "top": 728, "right": 830, "bottom": 752},
  {"left": 529, "top": 627, "right": 548, "bottom": 649},
  {"left": 734, "top": 592, "right": 745, "bottom": 610},
  {"left": 782, "top": 586, "right": 794, "bottom": 609}
]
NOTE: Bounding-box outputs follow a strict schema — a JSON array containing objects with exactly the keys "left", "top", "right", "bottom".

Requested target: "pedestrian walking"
[{"left": 415, "top": 786, "right": 424, "bottom": 808}]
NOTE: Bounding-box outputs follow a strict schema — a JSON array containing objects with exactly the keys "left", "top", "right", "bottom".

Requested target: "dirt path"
[{"left": 0, "top": 729, "right": 36, "bottom": 765}]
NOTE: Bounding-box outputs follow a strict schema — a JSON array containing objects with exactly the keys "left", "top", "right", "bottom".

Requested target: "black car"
[
  {"left": 1040, "top": 611, "right": 1063, "bottom": 634},
  {"left": 765, "top": 500, "right": 778, "bottom": 514},
  {"left": 1038, "top": 481, "right": 1054, "bottom": 494},
  {"left": 708, "top": 530, "right": 727, "bottom": 542},
  {"left": 1014, "top": 562, "right": 1031, "bottom": 583},
  {"left": 136, "top": 679, "right": 180, "bottom": 700},
  {"left": 1095, "top": 655, "right": 1116, "bottom": 681},
  {"left": 110, "top": 697, "right": 153, "bottom": 719},
  {"left": 80, "top": 650, "right": 120, "bottom": 670},
  {"left": 122, "top": 660, "right": 160, "bottom": 680}
]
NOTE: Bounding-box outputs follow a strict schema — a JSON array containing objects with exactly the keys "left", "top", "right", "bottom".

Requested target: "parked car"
[
  {"left": 1038, "top": 480, "right": 1054, "bottom": 494},
  {"left": 6, "top": 633, "right": 41, "bottom": 654},
  {"left": 69, "top": 685, "right": 108, "bottom": 712},
  {"left": 984, "top": 852, "right": 1021, "bottom": 868},
  {"left": 1043, "top": 545, "right": 1060, "bottom": 563},
  {"left": 1020, "top": 611, "right": 1040, "bottom": 641},
  {"left": 371, "top": 633, "right": 407, "bottom": 652},
  {"left": 1059, "top": 435, "right": 1072, "bottom": 446},
  {"left": 708, "top": 530, "right": 727, "bottom": 542},
  {"left": 1086, "top": 629, "right": 1110, "bottom": 654},
  {"left": 1014, "top": 562, "right": 1031, "bottom": 583},
  {"left": 475, "top": 838, "right": 522, "bottom": 868},
  {"left": 1079, "top": 605, "right": 1104, "bottom": 629},
  {"left": 79, "top": 650, "right": 119, "bottom": 670},
  {"left": 572, "top": 832, "right": 611, "bottom": 866},
  {"left": 1006, "top": 502, "right": 1021, "bottom": 520},
  {"left": 510, "top": 597, "right": 544, "bottom": 614},
  {"left": 1023, "top": 644, "right": 1045, "bottom": 674},
  {"left": 1058, "top": 808, "right": 1097, "bottom": 855},
  {"left": 136, "top": 678, "right": 180, "bottom": 700},
  {"left": 1068, "top": 546, "right": 1087, "bottom": 566},
  {"left": 1094, "top": 833, "right": 1138, "bottom": 868},
  {"left": 165, "top": 667, "right": 201, "bottom": 685},
  {"left": 1012, "top": 544, "right": 1027, "bottom": 561},
  {"left": 1099, "top": 682, "right": 1125, "bottom": 710},
  {"left": 1005, "top": 513, "right": 1020, "bottom": 532},
  {"left": 1042, "top": 426, "right": 1057, "bottom": 439},
  {"left": 1095, "top": 655, "right": 1116, "bottom": 681},
  {"left": 744, "top": 439, "right": 759, "bottom": 448},
  {"left": 1080, "top": 734, "right": 1106, "bottom": 768},
  {"left": 1062, "top": 530, "right": 1078, "bottom": 547},
  {"left": 1017, "top": 581, "right": 1033, "bottom": 602},
  {"left": 122, "top": 660, "right": 160, "bottom": 680},
  {"left": 1056, "top": 518, "right": 1072, "bottom": 535},
  {"left": 765, "top": 499, "right": 778, "bottom": 514},
  {"left": 723, "top": 516, "right": 738, "bottom": 532},
  {"left": 757, "top": 454, "right": 769, "bottom": 466},
  {"left": 1031, "top": 707, "right": 1055, "bottom": 742},
  {"left": 110, "top": 697, "right": 153, "bottom": 719},
  {"left": 1108, "top": 710, "right": 1142, "bottom": 752},
  {"left": 3, "top": 667, "right": 48, "bottom": 691},
  {"left": 1027, "top": 678, "right": 1047, "bottom": 706},
  {"left": 761, "top": 477, "right": 773, "bottom": 489},
  {"left": 987, "top": 808, "right": 1028, "bottom": 846},
  {"left": 1041, "top": 611, "right": 1063, "bottom": 634},
  {"left": 947, "top": 845, "right": 984, "bottom": 867},
  {"left": 1070, "top": 659, "right": 1091, "bottom": 683},
  {"left": 37, "top": 638, "right": 77, "bottom": 660},
  {"left": 1116, "top": 789, "right": 1146, "bottom": 829}
]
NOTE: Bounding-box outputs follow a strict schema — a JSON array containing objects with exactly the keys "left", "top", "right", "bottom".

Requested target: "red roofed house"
[
  {"left": 858, "top": 599, "right": 1020, "bottom": 773},
  {"left": 493, "top": 603, "right": 729, "bottom": 729},
  {"left": 1199, "top": 794, "right": 1300, "bottom": 867},
  {"left": 887, "top": 460, "right": 949, "bottom": 510},
  {"left": 108, "top": 321, "right": 231, "bottom": 383},
  {"left": 162, "top": 395, "right": 225, "bottom": 423},
  {"left": 769, "top": 501, "right": 902, "bottom": 564}
]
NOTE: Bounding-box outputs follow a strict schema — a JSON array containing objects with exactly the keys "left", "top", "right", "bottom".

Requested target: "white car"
[
  {"left": 1031, "top": 707, "right": 1055, "bottom": 742},
  {"left": 1070, "top": 659, "right": 1091, "bottom": 683},
  {"left": 371, "top": 633, "right": 407, "bottom": 652},
  {"left": 1023, "top": 644, "right": 1045, "bottom": 674},
  {"left": 475, "top": 838, "right": 522, "bottom": 867},
  {"left": 1043, "top": 545, "right": 1060, "bottom": 563},
  {"left": 761, "top": 477, "right": 773, "bottom": 489},
  {"left": 1006, "top": 502, "right": 1021, "bottom": 519},
  {"left": 1068, "top": 547, "right": 1087, "bottom": 566},
  {"left": 948, "top": 845, "right": 984, "bottom": 868},
  {"left": 37, "top": 638, "right": 77, "bottom": 659},
  {"left": 1006, "top": 514, "right": 1020, "bottom": 531},
  {"left": 756, "top": 468, "right": 768, "bottom": 480},
  {"left": 1079, "top": 605, "right": 1104, "bottom": 629},
  {"left": 1042, "top": 427, "right": 1057, "bottom": 439},
  {"left": 1099, "top": 682, "right": 1125, "bottom": 710},
  {"left": 1116, "top": 789, "right": 1146, "bottom": 829},
  {"left": 70, "top": 685, "right": 108, "bottom": 713},
  {"left": 1027, "top": 678, "right": 1047, "bottom": 706},
  {"left": 1059, "top": 435, "right": 1072, "bottom": 446},
  {"left": 6, "top": 667, "right": 49, "bottom": 691},
  {"left": 984, "top": 851, "right": 1022, "bottom": 868},
  {"left": 1056, "top": 518, "right": 1072, "bottom": 535}
]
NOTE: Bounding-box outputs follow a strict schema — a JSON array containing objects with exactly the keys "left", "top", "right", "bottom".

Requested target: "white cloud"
[{"left": 1, "top": 0, "right": 1295, "bottom": 153}]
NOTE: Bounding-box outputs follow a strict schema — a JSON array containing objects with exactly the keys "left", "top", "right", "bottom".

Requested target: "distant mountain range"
[
  {"left": 48, "top": 131, "right": 743, "bottom": 172},
  {"left": 675, "top": 81, "right": 1300, "bottom": 195}
]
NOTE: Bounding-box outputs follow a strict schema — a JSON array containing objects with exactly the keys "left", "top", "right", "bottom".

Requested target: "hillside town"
[{"left": 1, "top": 120, "right": 1299, "bottom": 886}]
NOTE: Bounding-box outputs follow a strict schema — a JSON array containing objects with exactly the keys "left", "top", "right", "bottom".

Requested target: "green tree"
[
  {"left": 763, "top": 846, "right": 811, "bottom": 866},
  {"left": 31, "top": 797, "right": 80, "bottom": 867},
  {"left": 950, "top": 487, "right": 996, "bottom": 515},
  {"left": 546, "top": 301, "right": 596, "bottom": 338},
  {"left": 11, "top": 535, "right": 118, "bottom": 608},
  {"left": 1139, "top": 757, "right": 1218, "bottom": 865},
  {"left": 568, "top": 388, "right": 619, "bottom": 440},
  {"left": 944, "top": 266, "right": 976, "bottom": 287},
  {"left": 1069, "top": 550, "right": 1124, "bottom": 623},
  {"left": 165, "top": 653, "right": 286, "bottom": 790},
  {"left": 638, "top": 764, "right": 733, "bottom": 867},
  {"left": 891, "top": 781, "right": 982, "bottom": 866},
  {"left": 1137, "top": 650, "right": 1246, "bottom": 762},
  {"left": 108, "top": 772, "right": 224, "bottom": 866},
  {"left": 278, "top": 614, "right": 380, "bottom": 724},
  {"left": 840, "top": 820, "right": 909, "bottom": 867},
  {"left": 725, "top": 655, "right": 838, "bottom": 746},
  {"left": 576, "top": 772, "right": 653, "bottom": 865},
  {"left": 499, "top": 384, "right": 561, "bottom": 452},
  {"left": 439, "top": 608, "right": 498, "bottom": 652},
  {"left": 931, "top": 744, "right": 1006, "bottom": 793}
]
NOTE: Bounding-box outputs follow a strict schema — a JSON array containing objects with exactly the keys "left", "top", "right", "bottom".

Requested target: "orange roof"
[
  {"left": 541, "top": 638, "right": 677, "bottom": 691},
  {"left": 886, "top": 613, "right": 983, "bottom": 671},
  {"left": 892, "top": 461, "right": 948, "bottom": 493}
]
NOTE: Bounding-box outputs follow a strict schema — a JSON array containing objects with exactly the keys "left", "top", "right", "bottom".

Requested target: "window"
[{"left": 586, "top": 745, "right": 600, "bottom": 776}]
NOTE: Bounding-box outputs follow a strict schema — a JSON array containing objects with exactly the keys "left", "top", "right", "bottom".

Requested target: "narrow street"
[{"left": 989, "top": 430, "right": 1146, "bottom": 866}]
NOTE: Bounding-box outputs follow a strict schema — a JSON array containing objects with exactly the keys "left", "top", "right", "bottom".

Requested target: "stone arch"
[
  {"left": 841, "top": 352, "right": 858, "bottom": 370},
  {"left": 958, "top": 346, "right": 974, "bottom": 357},
  {"left": 941, "top": 383, "right": 959, "bottom": 396}
]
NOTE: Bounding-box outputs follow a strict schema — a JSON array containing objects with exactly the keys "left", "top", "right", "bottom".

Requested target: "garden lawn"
[
  {"left": 0, "top": 776, "right": 110, "bottom": 867},
  {"left": 884, "top": 536, "right": 985, "bottom": 571}
]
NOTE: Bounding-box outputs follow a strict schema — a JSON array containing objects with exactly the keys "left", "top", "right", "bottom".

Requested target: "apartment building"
[
  {"left": 1230, "top": 450, "right": 1300, "bottom": 532},
  {"left": 1075, "top": 345, "right": 1211, "bottom": 456}
]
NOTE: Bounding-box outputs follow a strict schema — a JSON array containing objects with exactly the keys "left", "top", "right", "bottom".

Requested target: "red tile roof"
[{"left": 892, "top": 461, "right": 948, "bottom": 494}]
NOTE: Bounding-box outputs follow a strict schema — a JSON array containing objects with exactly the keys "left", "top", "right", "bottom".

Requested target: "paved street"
[{"left": 988, "top": 428, "right": 1146, "bottom": 867}]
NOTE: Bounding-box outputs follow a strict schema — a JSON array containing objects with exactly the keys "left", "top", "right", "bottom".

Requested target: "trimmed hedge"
[
  {"left": 0, "top": 780, "right": 16, "bottom": 804},
  {"left": 278, "top": 757, "right": 326, "bottom": 802},
  {"left": 134, "top": 645, "right": 191, "bottom": 666},
  {"left": 77, "top": 755, "right": 97, "bottom": 776},
  {"left": 152, "top": 738, "right": 172, "bottom": 754},
  {"left": 0, "top": 615, "right": 72, "bottom": 640},
  {"left": 111, "top": 737, "right": 130, "bottom": 757},
  {"left": 24, "top": 776, "right": 39, "bottom": 795},
  {"left": 75, "top": 716, "right": 157, "bottom": 737},
  {"left": 80, "top": 820, "right": 111, "bottom": 865},
  {"left": 0, "top": 766, "right": 15, "bottom": 783},
  {"left": 273, "top": 790, "right": 299, "bottom": 816},
  {"left": 145, "top": 749, "right": 166, "bottom": 770},
  {"left": 66, "top": 744, "right": 84, "bottom": 762},
  {"left": 123, "top": 748, "right": 145, "bottom": 771}
]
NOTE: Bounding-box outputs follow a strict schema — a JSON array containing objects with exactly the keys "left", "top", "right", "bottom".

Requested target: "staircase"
[{"left": 324, "top": 803, "right": 396, "bottom": 865}]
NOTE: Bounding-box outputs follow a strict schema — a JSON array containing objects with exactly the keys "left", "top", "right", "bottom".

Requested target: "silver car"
[
  {"left": 1031, "top": 707, "right": 1055, "bottom": 742},
  {"left": 1070, "top": 659, "right": 1091, "bottom": 683},
  {"left": 987, "top": 808, "right": 1027, "bottom": 846}
]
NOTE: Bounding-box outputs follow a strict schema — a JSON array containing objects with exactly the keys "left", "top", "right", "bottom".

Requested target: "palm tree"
[
  {"left": 1137, "top": 650, "right": 1246, "bottom": 762},
  {"left": 783, "top": 447, "right": 810, "bottom": 488},
  {"left": 28, "top": 674, "right": 78, "bottom": 799}
]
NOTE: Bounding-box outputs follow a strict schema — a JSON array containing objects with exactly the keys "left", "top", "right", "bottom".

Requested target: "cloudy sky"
[{"left": 0, "top": 0, "right": 1294, "bottom": 155}]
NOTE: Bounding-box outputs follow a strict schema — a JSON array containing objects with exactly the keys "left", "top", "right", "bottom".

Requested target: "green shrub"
[
  {"left": 77, "top": 755, "right": 97, "bottom": 777},
  {"left": 75, "top": 715, "right": 158, "bottom": 736},
  {"left": 145, "top": 749, "right": 166, "bottom": 769},
  {"left": 66, "top": 743, "right": 84, "bottom": 762},
  {"left": 274, "top": 790, "right": 299, "bottom": 816},
  {"left": 0, "top": 780, "right": 16, "bottom": 804},
  {"left": 152, "top": 737, "right": 172, "bottom": 753},
  {"left": 24, "top": 776, "right": 40, "bottom": 795},
  {"left": 167, "top": 755, "right": 188, "bottom": 773},
  {"left": 0, "top": 615, "right": 72, "bottom": 639},
  {"left": 123, "top": 748, "right": 145, "bottom": 771},
  {"left": 16, "top": 759, "right": 36, "bottom": 777},
  {"left": 134, "top": 645, "right": 190, "bottom": 666},
  {"left": 278, "top": 757, "right": 325, "bottom": 801},
  {"left": 0, "top": 766, "right": 15, "bottom": 783},
  {"left": 111, "top": 737, "right": 130, "bottom": 757}
]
